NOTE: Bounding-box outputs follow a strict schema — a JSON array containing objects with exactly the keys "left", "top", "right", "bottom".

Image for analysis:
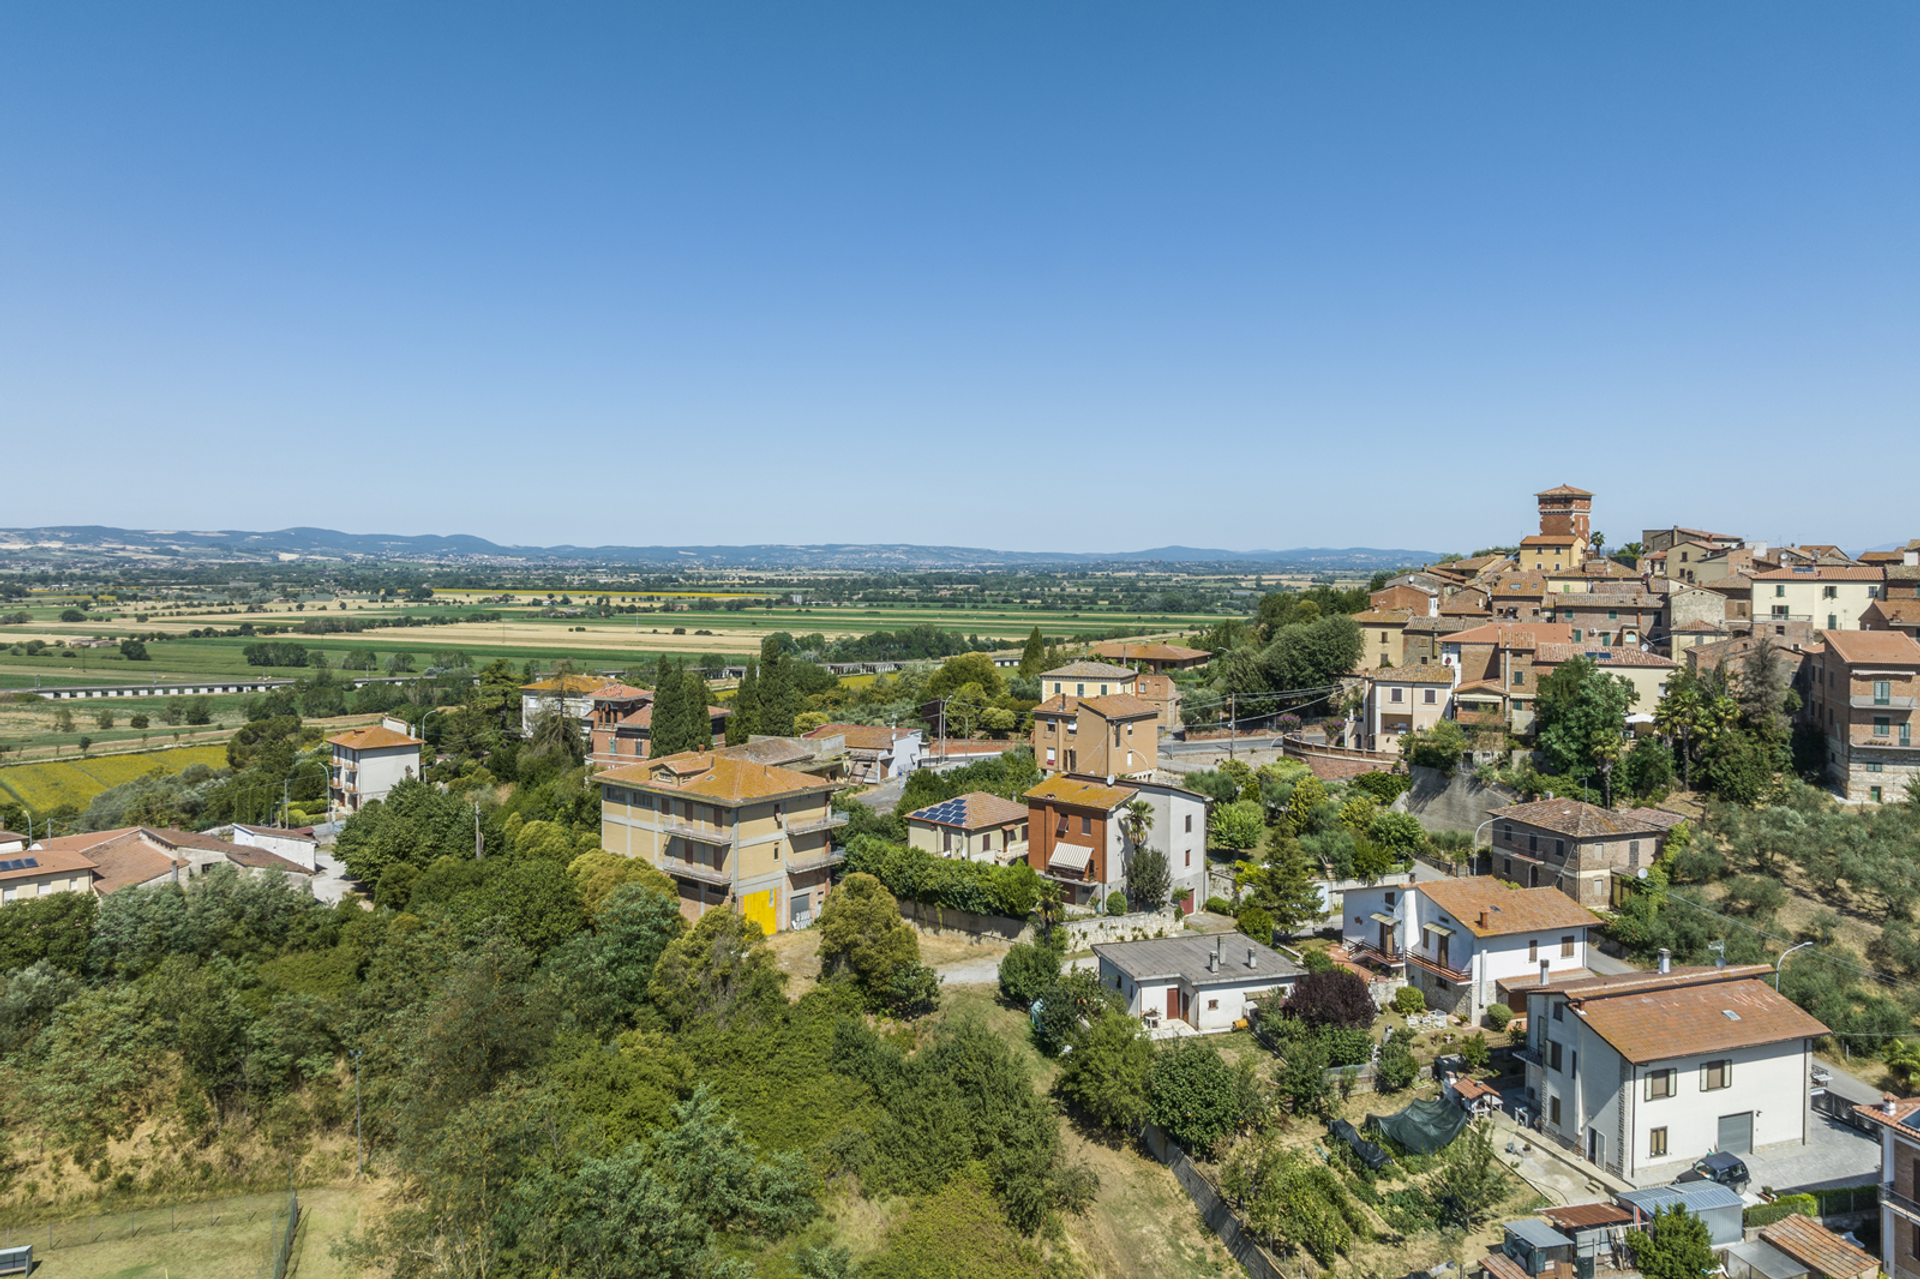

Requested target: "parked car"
[{"left": 1678, "top": 1151, "right": 1750, "bottom": 1194}]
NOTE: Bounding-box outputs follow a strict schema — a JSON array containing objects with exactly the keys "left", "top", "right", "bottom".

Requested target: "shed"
[
  {"left": 1724, "top": 1240, "right": 1809, "bottom": 1279},
  {"left": 1615, "top": 1183, "right": 1747, "bottom": 1247},
  {"left": 1758, "top": 1215, "right": 1879, "bottom": 1279},
  {"left": 1502, "top": 1219, "right": 1575, "bottom": 1276}
]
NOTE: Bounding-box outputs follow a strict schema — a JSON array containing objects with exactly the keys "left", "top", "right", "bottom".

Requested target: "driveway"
[{"left": 1631, "top": 1112, "right": 1881, "bottom": 1192}]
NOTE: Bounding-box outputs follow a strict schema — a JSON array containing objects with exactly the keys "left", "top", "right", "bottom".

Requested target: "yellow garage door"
[{"left": 741, "top": 890, "right": 776, "bottom": 937}]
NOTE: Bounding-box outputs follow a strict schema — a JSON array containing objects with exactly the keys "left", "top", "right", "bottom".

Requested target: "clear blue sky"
[{"left": 2, "top": 4, "right": 1915, "bottom": 555}]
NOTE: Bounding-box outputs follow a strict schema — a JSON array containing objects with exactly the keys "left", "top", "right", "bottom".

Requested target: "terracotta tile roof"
[
  {"left": 1444, "top": 623, "right": 1576, "bottom": 649},
  {"left": 1491, "top": 573, "right": 1551, "bottom": 594},
  {"left": 1417, "top": 877, "right": 1601, "bottom": 938},
  {"left": 1536, "top": 484, "right": 1593, "bottom": 496},
  {"left": 1542, "top": 1204, "right": 1634, "bottom": 1230},
  {"left": 0, "top": 829, "right": 27, "bottom": 844},
  {"left": 1570, "top": 976, "right": 1828, "bottom": 1064},
  {"left": 589, "top": 682, "right": 652, "bottom": 701},
  {"left": 1031, "top": 693, "right": 1080, "bottom": 717},
  {"left": 1408, "top": 616, "right": 1478, "bottom": 633},
  {"left": 1868, "top": 600, "right": 1920, "bottom": 626},
  {"left": 1025, "top": 774, "right": 1136, "bottom": 811},
  {"left": 84, "top": 836, "right": 187, "bottom": 894},
  {"left": 1519, "top": 534, "right": 1579, "bottom": 546},
  {"left": 714, "top": 737, "right": 818, "bottom": 767},
  {"left": 1759, "top": 1215, "right": 1879, "bottom": 1279},
  {"left": 1079, "top": 693, "right": 1160, "bottom": 720},
  {"left": 907, "top": 791, "right": 1031, "bottom": 830},
  {"left": 593, "top": 751, "right": 837, "bottom": 804},
  {"left": 619, "top": 703, "right": 730, "bottom": 730},
  {"left": 34, "top": 827, "right": 141, "bottom": 853},
  {"left": 1041, "top": 661, "right": 1140, "bottom": 680},
  {"left": 327, "top": 725, "right": 424, "bottom": 750},
  {"left": 223, "top": 847, "right": 316, "bottom": 874},
  {"left": 520, "top": 673, "right": 614, "bottom": 694},
  {"left": 1672, "top": 619, "right": 1729, "bottom": 632},
  {"left": 1751, "top": 566, "right": 1885, "bottom": 581},
  {"left": 1820, "top": 630, "right": 1920, "bottom": 665},
  {"left": 804, "top": 722, "right": 914, "bottom": 751},
  {"left": 231, "top": 823, "right": 318, "bottom": 843},
  {"left": 1850, "top": 1095, "right": 1920, "bottom": 1130},
  {"left": 1453, "top": 679, "right": 1509, "bottom": 697},
  {"left": 1304, "top": 755, "right": 1381, "bottom": 781},
  {"left": 1453, "top": 1077, "right": 1501, "bottom": 1101},
  {"left": 1533, "top": 644, "right": 1676, "bottom": 669},
  {"left": 1482, "top": 1251, "right": 1533, "bottom": 1279},
  {"left": 139, "top": 827, "right": 253, "bottom": 855},
  {"left": 1369, "top": 664, "right": 1456, "bottom": 685},
  {"left": 0, "top": 845, "right": 97, "bottom": 881},
  {"left": 1351, "top": 609, "right": 1416, "bottom": 625},
  {"left": 1090, "top": 641, "right": 1209, "bottom": 663},
  {"left": 1493, "top": 799, "right": 1681, "bottom": 838}
]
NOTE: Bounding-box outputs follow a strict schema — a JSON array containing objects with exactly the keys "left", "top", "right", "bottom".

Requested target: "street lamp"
[
  {"left": 1775, "top": 941, "right": 1814, "bottom": 991},
  {"left": 1470, "top": 817, "right": 1498, "bottom": 878}
]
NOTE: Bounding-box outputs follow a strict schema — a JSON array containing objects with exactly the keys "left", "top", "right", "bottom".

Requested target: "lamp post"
[
  {"left": 1775, "top": 941, "right": 1814, "bottom": 991},
  {"left": 1470, "top": 817, "right": 1498, "bottom": 878}
]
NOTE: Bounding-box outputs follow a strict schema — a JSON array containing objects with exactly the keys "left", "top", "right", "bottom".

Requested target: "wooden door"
[
  {"left": 1378, "top": 922, "right": 1391, "bottom": 955},
  {"left": 1167, "top": 987, "right": 1179, "bottom": 1020}
]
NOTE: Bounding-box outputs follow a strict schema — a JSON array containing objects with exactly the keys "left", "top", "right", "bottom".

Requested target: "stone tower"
[{"left": 1536, "top": 484, "right": 1593, "bottom": 544}]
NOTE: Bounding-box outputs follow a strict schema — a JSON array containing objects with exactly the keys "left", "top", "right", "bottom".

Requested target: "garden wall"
[
  {"left": 1060, "top": 907, "right": 1184, "bottom": 948},
  {"left": 895, "top": 899, "right": 1030, "bottom": 941},
  {"left": 1139, "top": 1123, "right": 1287, "bottom": 1279}
]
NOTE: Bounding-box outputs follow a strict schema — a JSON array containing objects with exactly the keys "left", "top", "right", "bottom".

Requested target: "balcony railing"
[
  {"left": 781, "top": 813, "right": 849, "bottom": 838},
  {"left": 657, "top": 821, "right": 732, "bottom": 845},
  {"left": 1403, "top": 949, "right": 1473, "bottom": 984},
  {"left": 785, "top": 848, "right": 846, "bottom": 875},
  {"left": 1515, "top": 1045, "right": 1544, "bottom": 1068},
  {"left": 1853, "top": 695, "right": 1918, "bottom": 710},
  {"left": 1852, "top": 736, "right": 1920, "bottom": 752},
  {"left": 1346, "top": 940, "right": 1405, "bottom": 969},
  {"left": 1885, "top": 1183, "right": 1920, "bottom": 1220},
  {"left": 661, "top": 859, "right": 730, "bottom": 886}
]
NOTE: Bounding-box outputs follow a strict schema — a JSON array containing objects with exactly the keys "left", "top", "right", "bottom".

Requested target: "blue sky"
[{"left": 2, "top": 3, "right": 1915, "bottom": 555}]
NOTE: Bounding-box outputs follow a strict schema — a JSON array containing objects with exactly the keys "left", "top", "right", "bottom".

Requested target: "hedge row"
[
  {"left": 843, "top": 835, "right": 1041, "bottom": 920},
  {"left": 1743, "top": 1194, "right": 1817, "bottom": 1228}
]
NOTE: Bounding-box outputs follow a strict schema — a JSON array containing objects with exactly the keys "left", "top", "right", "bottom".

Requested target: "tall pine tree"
[{"left": 680, "top": 669, "right": 713, "bottom": 751}]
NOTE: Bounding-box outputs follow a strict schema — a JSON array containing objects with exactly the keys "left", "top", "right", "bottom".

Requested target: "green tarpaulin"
[{"left": 1368, "top": 1098, "right": 1471, "bottom": 1155}]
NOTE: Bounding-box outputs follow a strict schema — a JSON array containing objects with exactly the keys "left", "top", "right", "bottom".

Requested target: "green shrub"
[
  {"left": 1743, "top": 1195, "right": 1817, "bottom": 1228},
  {"left": 1237, "top": 906, "right": 1274, "bottom": 943},
  {"left": 1106, "top": 891, "right": 1128, "bottom": 916},
  {"left": 1486, "top": 1003, "right": 1513, "bottom": 1030},
  {"left": 1390, "top": 986, "right": 1426, "bottom": 1015},
  {"left": 1204, "top": 896, "right": 1232, "bottom": 915},
  {"left": 843, "top": 835, "right": 1042, "bottom": 919},
  {"left": 1350, "top": 771, "right": 1411, "bottom": 804},
  {"left": 1300, "top": 948, "right": 1334, "bottom": 973}
]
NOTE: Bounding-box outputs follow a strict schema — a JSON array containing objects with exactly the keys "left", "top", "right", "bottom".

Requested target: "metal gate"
[{"left": 1717, "top": 1111, "right": 1754, "bottom": 1154}]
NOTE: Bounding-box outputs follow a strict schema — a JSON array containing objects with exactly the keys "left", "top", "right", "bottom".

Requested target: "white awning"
[
  {"left": 1368, "top": 912, "right": 1397, "bottom": 926},
  {"left": 1048, "top": 845, "right": 1094, "bottom": 873},
  {"left": 1423, "top": 921, "right": 1454, "bottom": 936}
]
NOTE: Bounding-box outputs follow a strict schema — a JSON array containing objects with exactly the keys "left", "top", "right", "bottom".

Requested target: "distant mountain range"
[{"left": 0, "top": 526, "right": 1445, "bottom": 571}]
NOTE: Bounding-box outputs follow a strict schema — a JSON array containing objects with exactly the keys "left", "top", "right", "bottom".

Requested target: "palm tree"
[
  {"left": 1122, "top": 798, "right": 1155, "bottom": 849},
  {"left": 1886, "top": 1039, "right": 1920, "bottom": 1091},
  {"left": 1036, "top": 880, "right": 1065, "bottom": 943}
]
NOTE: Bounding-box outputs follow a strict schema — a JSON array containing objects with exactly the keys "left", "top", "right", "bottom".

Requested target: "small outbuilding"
[
  {"left": 1500, "top": 1219, "right": 1575, "bottom": 1276},
  {"left": 1757, "top": 1215, "right": 1879, "bottom": 1279},
  {"left": 1615, "top": 1182, "right": 1747, "bottom": 1248},
  {"left": 1093, "top": 933, "right": 1305, "bottom": 1033}
]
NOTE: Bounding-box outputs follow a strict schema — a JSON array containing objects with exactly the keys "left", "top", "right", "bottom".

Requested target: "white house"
[
  {"left": 327, "top": 717, "right": 425, "bottom": 816},
  {"left": 1094, "top": 933, "right": 1305, "bottom": 1034},
  {"left": 230, "top": 822, "right": 320, "bottom": 872},
  {"left": 1340, "top": 876, "right": 1600, "bottom": 1022},
  {"left": 520, "top": 672, "right": 611, "bottom": 736},
  {"left": 1522, "top": 960, "right": 1828, "bottom": 1182}
]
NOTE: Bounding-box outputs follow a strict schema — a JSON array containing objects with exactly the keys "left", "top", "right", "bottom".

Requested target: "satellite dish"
[{"left": 1636, "top": 867, "right": 1649, "bottom": 879}]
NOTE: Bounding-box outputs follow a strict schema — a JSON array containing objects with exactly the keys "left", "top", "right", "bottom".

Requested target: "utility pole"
[
  {"left": 351, "top": 1049, "right": 365, "bottom": 1176},
  {"left": 1228, "top": 694, "right": 1236, "bottom": 763},
  {"left": 474, "top": 801, "right": 483, "bottom": 860}
]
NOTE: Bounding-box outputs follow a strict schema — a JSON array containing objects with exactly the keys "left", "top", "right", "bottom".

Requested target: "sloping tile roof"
[
  {"left": 1759, "top": 1215, "right": 1879, "bottom": 1279},
  {"left": 1090, "top": 641, "right": 1209, "bottom": 663},
  {"left": 714, "top": 737, "right": 819, "bottom": 767},
  {"left": 1529, "top": 964, "right": 1776, "bottom": 998},
  {"left": 594, "top": 751, "right": 837, "bottom": 804},
  {"left": 1041, "top": 661, "right": 1140, "bottom": 680},
  {"left": 520, "top": 673, "right": 614, "bottom": 694},
  {"left": 224, "top": 847, "right": 316, "bottom": 874},
  {"left": 1493, "top": 799, "right": 1681, "bottom": 839},
  {"left": 1369, "top": 664, "right": 1456, "bottom": 684},
  {"left": 1533, "top": 644, "right": 1677, "bottom": 669},
  {"left": 0, "top": 845, "right": 97, "bottom": 881},
  {"left": 1536, "top": 484, "right": 1593, "bottom": 496},
  {"left": 804, "top": 723, "right": 913, "bottom": 751},
  {"left": 231, "top": 823, "right": 317, "bottom": 843},
  {"left": 1352, "top": 609, "right": 1416, "bottom": 625},
  {"left": 589, "top": 682, "right": 652, "bottom": 701},
  {"left": 84, "top": 835, "right": 187, "bottom": 894},
  {"left": 1750, "top": 566, "right": 1885, "bottom": 581},
  {"left": 1444, "top": 623, "right": 1576, "bottom": 648},
  {"left": 1519, "top": 534, "right": 1579, "bottom": 546},
  {"left": 1079, "top": 693, "right": 1160, "bottom": 720},
  {"left": 1571, "top": 977, "right": 1828, "bottom": 1064},
  {"left": 1417, "top": 877, "right": 1601, "bottom": 938},
  {"left": 1867, "top": 599, "right": 1920, "bottom": 626},
  {"left": 1026, "top": 774, "right": 1135, "bottom": 811},
  {"left": 618, "top": 702, "right": 730, "bottom": 730},
  {"left": 327, "top": 725, "right": 424, "bottom": 750},
  {"left": 1820, "top": 630, "right": 1920, "bottom": 666},
  {"left": 907, "top": 791, "right": 1031, "bottom": 830}
]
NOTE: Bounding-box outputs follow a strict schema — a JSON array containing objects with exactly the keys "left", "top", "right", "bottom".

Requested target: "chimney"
[
  {"left": 1246, "top": 947, "right": 1256, "bottom": 969},
  {"left": 1657, "top": 947, "right": 1671, "bottom": 975},
  {"left": 1884, "top": 1093, "right": 1900, "bottom": 1115},
  {"left": 1539, "top": 959, "right": 1550, "bottom": 987},
  {"left": 1208, "top": 950, "right": 1218, "bottom": 973},
  {"left": 1544, "top": 790, "right": 1554, "bottom": 801},
  {"left": 1479, "top": 909, "right": 1491, "bottom": 930}
]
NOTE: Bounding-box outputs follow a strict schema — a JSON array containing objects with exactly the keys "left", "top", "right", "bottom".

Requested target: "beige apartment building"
[
  {"left": 1489, "top": 799, "right": 1685, "bottom": 905},
  {"left": 595, "top": 750, "right": 846, "bottom": 933},
  {"left": 1353, "top": 608, "right": 1415, "bottom": 668},
  {"left": 1752, "top": 566, "right": 1886, "bottom": 633},
  {"left": 905, "top": 791, "right": 1030, "bottom": 864},
  {"left": 1030, "top": 692, "right": 1160, "bottom": 777},
  {"left": 1361, "top": 665, "right": 1454, "bottom": 754},
  {"left": 1806, "top": 630, "right": 1920, "bottom": 804}
]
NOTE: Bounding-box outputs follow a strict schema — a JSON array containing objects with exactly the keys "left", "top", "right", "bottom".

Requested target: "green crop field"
[{"left": 0, "top": 744, "right": 230, "bottom": 813}]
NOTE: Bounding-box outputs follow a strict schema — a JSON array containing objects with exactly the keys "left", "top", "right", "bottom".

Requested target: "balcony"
[
  {"left": 785, "top": 848, "right": 846, "bottom": 875},
  {"left": 657, "top": 821, "right": 732, "bottom": 845},
  {"left": 1514, "top": 1045, "right": 1544, "bottom": 1068},
  {"left": 1885, "top": 1183, "right": 1920, "bottom": 1220},
  {"left": 1403, "top": 949, "right": 1473, "bottom": 984},
  {"left": 781, "top": 813, "right": 849, "bottom": 838},
  {"left": 1851, "top": 736, "right": 1920, "bottom": 752},
  {"left": 1853, "top": 695, "right": 1918, "bottom": 710},
  {"left": 661, "top": 859, "right": 730, "bottom": 886},
  {"left": 1346, "top": 939, "right": 1405, "bottom": 970}
]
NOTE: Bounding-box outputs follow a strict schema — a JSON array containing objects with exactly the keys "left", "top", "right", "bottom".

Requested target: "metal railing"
[
  {"left": 1404, "top": 949, "right": 1473, "bottom": 984},
  {"left": 1852, "top": 695, "right": 1918, "bottom": 710},
  {"left": 784, "top": 849, "right": 845, "bottom": 875},
  {"left": 1883, "top": 1183, "right": 1920, "bottom": 1220},
  {"left": 781, "top": 814, "right": 849, "bottom": 837},
  {"left": 661, "top": 859, "right": 730, "bottom": 885},
  {"left": 656, "top": 821, "right": 731, "bottom": 844}
]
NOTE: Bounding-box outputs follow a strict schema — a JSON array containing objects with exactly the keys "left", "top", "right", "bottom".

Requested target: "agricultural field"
[
  {"left": 15, "top": 1184, "right": 366, "bottom": 1279},
  {"left": 0, "top": 744, "right": 230, "bottom": 813}
]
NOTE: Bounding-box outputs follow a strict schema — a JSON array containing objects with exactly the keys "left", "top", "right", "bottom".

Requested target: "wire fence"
[{"left": 0, "top": 1187, "right": 301, "bottom": 1260}]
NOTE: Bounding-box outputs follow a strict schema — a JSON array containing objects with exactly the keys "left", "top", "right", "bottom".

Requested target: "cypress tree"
[
  {"left": 1018, "top": 627, "right": 1046, "bottom": 678},
  {"left": 649, "top": 659, "right": 683, "bottom": 757},
  {"left": 727, "top": 661, "right": 759, "bottom": 745},
  {"left": 681, "top": 669, "right": 712, "bottom": 751}
]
